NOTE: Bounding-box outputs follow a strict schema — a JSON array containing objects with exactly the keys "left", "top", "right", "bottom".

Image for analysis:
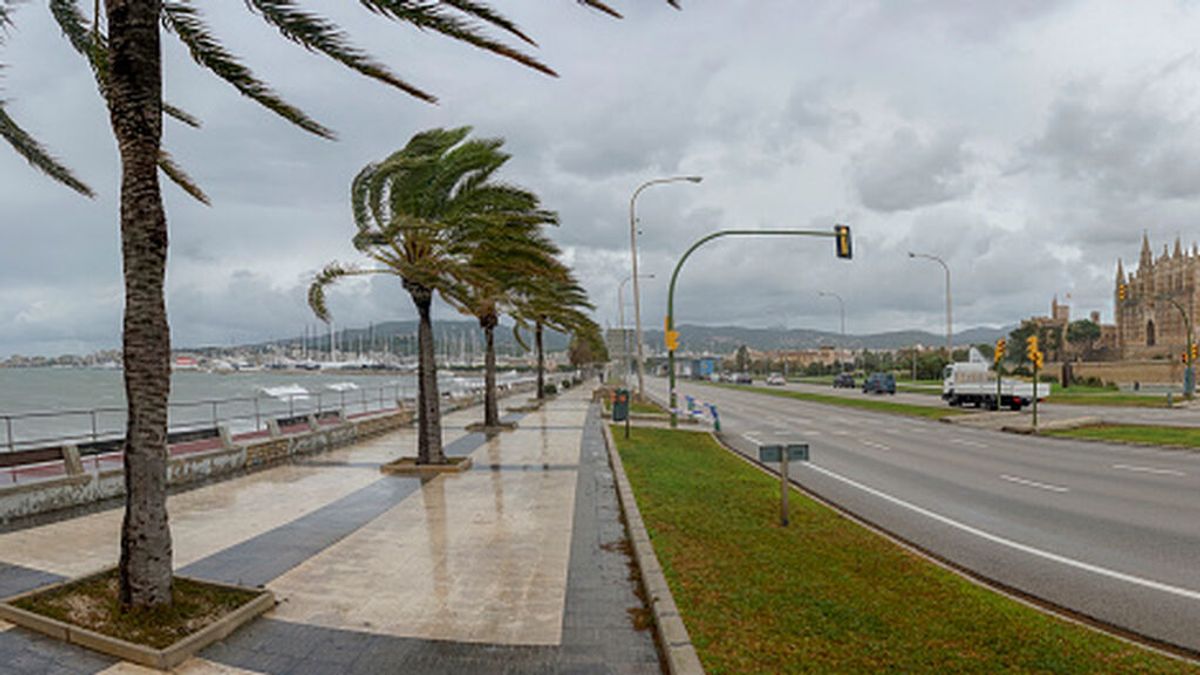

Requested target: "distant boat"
[
  {"left": 326, "top": 382, "right": 359, "bottom": 392},
  {"left": 173, "top": 355, "right": 200, "bottom": 371},
  {"left": 260, "top": 384, "right": 310, "bottom": 401}
]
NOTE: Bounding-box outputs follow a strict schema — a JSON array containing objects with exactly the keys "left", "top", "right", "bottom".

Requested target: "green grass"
[
  {"left": 703, "top": 381, "right": 963, "bottom": 420},
  {"left": 604, "top": 397, "right": 668, "bottom": 416},
  {"left": 1047, "top": 423, "right": 1200, "bottom": 448},
  {"left": 1048, "top": 392, "right": 1171, "bottom": 408},
  {"left": 614, "top": 426, "right": 1195, "bottom": 674}
]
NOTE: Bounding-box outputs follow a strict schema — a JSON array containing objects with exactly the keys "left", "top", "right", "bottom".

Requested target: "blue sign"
[{"left": 758, "top": 443, "right": 809, "bottom": 463}]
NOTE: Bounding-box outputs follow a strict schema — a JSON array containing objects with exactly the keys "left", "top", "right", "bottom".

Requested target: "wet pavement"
[{"left": 0, "top": 388, "right": 660, "bottom": 673}]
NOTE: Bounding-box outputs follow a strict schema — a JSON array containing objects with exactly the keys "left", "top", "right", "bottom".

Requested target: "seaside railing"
[{"left": 0, "top": 383, "right": 425, "bottom": 453}]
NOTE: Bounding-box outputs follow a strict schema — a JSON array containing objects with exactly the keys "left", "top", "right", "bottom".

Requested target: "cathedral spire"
[
  {"left": 1141, "top": 232, "right": 1153, "bottom": 268},
  {"left": 1117, "top": 258, "right": 1126, "bottom": 284},
  {"left": 1174, "top": 236, "right": 1183, "bottom": 258}
]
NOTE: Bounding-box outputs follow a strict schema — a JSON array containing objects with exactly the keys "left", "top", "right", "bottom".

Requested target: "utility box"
[{"left": 612, "top": 389, "right": 630, "bottom": 422}]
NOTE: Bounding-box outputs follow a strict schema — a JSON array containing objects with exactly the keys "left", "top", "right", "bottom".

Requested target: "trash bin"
[{"left": 612, "top": 389, "right": 630, "bottom": 422}]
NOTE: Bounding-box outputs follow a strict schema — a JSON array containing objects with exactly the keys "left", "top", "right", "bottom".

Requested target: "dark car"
[
  {"left": 862, "top": 372, "right": 896, "bottom": 395},
  {"left": 833, "top": 373, "right": 856, "bottom": 388}
]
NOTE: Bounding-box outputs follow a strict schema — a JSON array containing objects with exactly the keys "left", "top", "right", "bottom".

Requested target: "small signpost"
[{"left": 758, "top": 442, "right": 810, "bottom": 526}]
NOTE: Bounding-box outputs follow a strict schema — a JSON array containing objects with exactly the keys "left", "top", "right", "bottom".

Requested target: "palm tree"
[
  {"left": 513, "top": 262, "right": 598, "bottom": 400},
  {"left": 1, "top": 0, "right": 675, "bottom": 611},
  {"left": 453, "top": 229, "right": 561, "bottom": 429},
  {"left": 310, "top": 127, "right": 555, "bottom": 462}
]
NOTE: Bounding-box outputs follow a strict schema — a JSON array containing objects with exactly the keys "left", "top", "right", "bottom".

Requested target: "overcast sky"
[{"left": 3, "top": 0, "right": 1200, "bottom": 356}]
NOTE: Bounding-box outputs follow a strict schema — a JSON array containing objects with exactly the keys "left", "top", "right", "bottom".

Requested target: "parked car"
[
  {"left": 833, "top": 373, "right": 856, "bottom": 388},
  {"left": 734, "top": 372, "right": 753, "bottom": 384},
  {"left": 766, "top": 373, "right": 786, "bottom": 386},
  {"left": 862, "top": 372, "right": 896, "bottom": 395}
]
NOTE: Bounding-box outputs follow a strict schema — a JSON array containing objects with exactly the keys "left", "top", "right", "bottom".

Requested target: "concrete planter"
[
  {"left": 380, "top": 456, "right": 473, "bottom": 476},
  {"left": 0, "top": 569, "right": 274, "bottom": 671}
]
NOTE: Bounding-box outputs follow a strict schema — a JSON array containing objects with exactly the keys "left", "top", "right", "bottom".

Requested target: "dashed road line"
[
  {"left": 860, "top": 440, "right": 891, "bottom": 451},
  {"left": 1112, "top": 464, "right": 1186, "bottom": 477},
  {"left": 1000, "top": 474, "right": 1069, "bottom": 493},
  {"left": 948, "top": 438, "right": 989, "bottom": 449},
  {"left": 802, "top": 462, "right": 1200, "bottom": 602}
]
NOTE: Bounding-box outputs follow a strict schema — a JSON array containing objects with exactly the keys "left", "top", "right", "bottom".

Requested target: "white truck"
[{"left": 942, "top": 350, "right": 1050, "bottom": 410}]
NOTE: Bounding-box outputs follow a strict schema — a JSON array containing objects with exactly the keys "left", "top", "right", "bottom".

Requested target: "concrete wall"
[{"left": 1050, "top": 359, "right": 1181, "bottom": 386}]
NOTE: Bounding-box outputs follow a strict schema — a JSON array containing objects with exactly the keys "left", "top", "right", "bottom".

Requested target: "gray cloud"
[{"left": 3, "top": 1, "right": 1200, "bottom": 356}]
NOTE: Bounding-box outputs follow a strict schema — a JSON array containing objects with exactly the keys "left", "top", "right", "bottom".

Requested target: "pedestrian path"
[{"left": 0, "top": 388, "right": 660, "bottom": 674}]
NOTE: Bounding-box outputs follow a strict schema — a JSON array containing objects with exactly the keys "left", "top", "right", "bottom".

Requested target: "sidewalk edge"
[{"left": 601, "top": 420, "right": 705, "bottom": 675}]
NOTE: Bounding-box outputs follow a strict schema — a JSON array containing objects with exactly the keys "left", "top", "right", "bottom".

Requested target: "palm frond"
[
  {"left": 438, "top": 0, "right": 535, "bottom": 44},
  {"left": 308, "top": 262, "right": 390, "bottom": 321},
  {"left": 163, "top": 0, "right": 333, "bottom": 138},
  {"left": 162, "top": 102, "right": 201, "bottom": 128},
  {"left": 0, "top": 104, "right": 94, "bottom": 197},
  {"left": 359, "top": 1, "right": 554, "bottom": 76},
  {"left": 158, "top": 149, "right": 210, "bottom": 205},
  {"left": 576, "top": 0, "right": 622, "bottom": 18},
  {"left": 246, "top": 0, "right": 439, "bottom": 103}
]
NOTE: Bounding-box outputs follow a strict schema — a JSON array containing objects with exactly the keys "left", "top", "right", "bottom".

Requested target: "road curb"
[{"left": 601, "top": 421, "right": 705, "bottom": 675}]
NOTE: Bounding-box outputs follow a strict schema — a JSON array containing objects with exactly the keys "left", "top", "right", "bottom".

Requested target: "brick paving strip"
[
  {"left": 0, "top": 390, "right": 662, "bottom": 673},
  {"left": 601, "top": 423, "right": 704, "bottom": 675}
]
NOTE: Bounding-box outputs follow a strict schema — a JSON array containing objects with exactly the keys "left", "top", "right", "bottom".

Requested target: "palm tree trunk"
[
  {"left": 108, "top": 0, "right": 173, "bottom": 610},
  {"left": 410, "top": 284, "right": 445, "bottom": 464},
  {"left": 536, "top": 321, "right": 546, "bottom": 400},
  {"left": 481, "top": 313, "right": 499, "bottom": 427}
]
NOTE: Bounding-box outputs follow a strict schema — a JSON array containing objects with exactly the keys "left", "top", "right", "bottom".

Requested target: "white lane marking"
[
  {"left": 1112, "top": 464, "right": 1187, "bottom": 477},
  {"left": 803, "top": 462, "right": 1200, "bottom": 602},
  {"left": 948, "top": 438, "right": 988, "bottom": 449},
  {"left": 1000, "top": 474, "right": 1070, "bottom": 493},
  {"left": 741, "top": 433, "right": 761, "bottom": 443},
  {"left": 860, "top": 440, "right": 891, "bottom": 451}
]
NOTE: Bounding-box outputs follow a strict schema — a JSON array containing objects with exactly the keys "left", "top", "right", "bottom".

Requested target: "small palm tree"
[
  {"left": 310, "top": 127, "right": 553, "bottom": 462},
  {"left": 512, "top": 262, "right": 598, "bottom": 400}
]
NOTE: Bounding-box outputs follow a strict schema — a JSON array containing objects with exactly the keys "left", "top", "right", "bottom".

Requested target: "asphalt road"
[
  {"left": 779, "top": 379, "right": 1200, "bottom": 427},
  {"left": 650, "top": 376, "right": 1200, "bottom": 654}
]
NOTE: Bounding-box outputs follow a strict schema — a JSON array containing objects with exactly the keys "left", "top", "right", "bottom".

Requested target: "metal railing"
[{"left": 1, "top": 383, "right": 420, "bottom": 454}]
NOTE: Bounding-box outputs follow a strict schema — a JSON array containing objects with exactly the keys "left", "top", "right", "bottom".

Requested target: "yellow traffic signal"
[
  {"left": 1184, "top": 352, "right": 1190, "bottom": 365},
  {"left": 1118, "top": 283, "right": 1127, "bottom": 301},
  {"left": 665, "top": 330, "right": 680, "bottom": 351},
  {"left": 834, "top": 224, "right": 852, "bottom": 259},
  {"left": 995, "top": 338, "right": 1007, "bottom": 363},
  {"left": 1034, "top": 352, "right": 1044, "bottom": 370},
  {"left": 1025, "top": 335, "right": 1039, "bottom": 361}
]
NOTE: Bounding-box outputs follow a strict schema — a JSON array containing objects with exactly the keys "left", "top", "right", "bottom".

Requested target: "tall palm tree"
[
  {"left": 454, "top": 229, "right": 562, "bottom": 429},
  {"left": 310, "top": 127, "right": 554, "bottom": 462},
  {"left": 1, "top": 0, "right": 675, "bottom": 611}
]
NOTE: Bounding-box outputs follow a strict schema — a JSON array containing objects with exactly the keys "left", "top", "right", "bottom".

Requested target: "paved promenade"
[{"left": 0, "top": 388, "right": 660, "bottom": 673}]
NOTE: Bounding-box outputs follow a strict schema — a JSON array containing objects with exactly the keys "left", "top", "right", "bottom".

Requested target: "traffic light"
[
  {"left": 994, "top": 338, "right": 1006, "bottom": 364},
  {"left": 665, "top": 330, "right": 680, "bottom": 351},
  {"left": 1034, "top": 351, "right": 1044, "bottom": 370},
  {"left": 1183, "top": 351, "right": 1190, "bottom": 365},
  {"left": 1192, "top": 343, "right": 1198, "bottom": 362},
  {"left": 1025, "top": 335, "right": 1039, "bottom": 361},
  {"left": 1118, "top": 283, "right": 1127, "bottom": 301},
  {"left": 834, "top": 224, "right": 852, "bottom": 259}
]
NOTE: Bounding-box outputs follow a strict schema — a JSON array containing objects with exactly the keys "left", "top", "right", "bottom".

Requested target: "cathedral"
[{"left": 1115, "top": 234, "right": 1200, "bottom": 360}]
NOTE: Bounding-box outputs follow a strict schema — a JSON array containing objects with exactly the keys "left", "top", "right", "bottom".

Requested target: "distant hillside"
[
  {"left": 637, "top": 324, "right": 1013, "bottom": 354},
  {"left": 211, "top": 320, "right": 570, "bottom": 356}
]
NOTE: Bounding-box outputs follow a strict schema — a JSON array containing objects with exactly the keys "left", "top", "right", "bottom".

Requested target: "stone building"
[{"left": 1115, "top": 234, "right": 1200, "bottom": 360}]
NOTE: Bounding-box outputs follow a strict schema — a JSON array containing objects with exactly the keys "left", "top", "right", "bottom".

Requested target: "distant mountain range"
[
  {"left": 220, "top": 319, "right": 571, "bottom": 356},
  {"left": 638, "top": 324, "right": 1015, "bottom": 353},
  {"left": 198, "top": 319, "right": 1011, "bottom": 357}
]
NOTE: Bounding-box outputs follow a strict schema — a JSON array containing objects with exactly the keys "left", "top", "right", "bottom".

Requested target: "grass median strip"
[
  {"left": 614, "top": 426, "right": 1194, "bottom": 673},
  {"left": 1047, "top": 423, "right": 1200, "bottom": 448},
  {"left": 704, "top": 381, "right": 964, "bottom": 420}
]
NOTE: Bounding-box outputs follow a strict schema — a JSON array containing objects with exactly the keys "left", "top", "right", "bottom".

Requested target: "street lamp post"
[
  {"left": 630, "top": 175, "right": 702, "bottom": 401},
  {"left": 618, "top": 273, "right": 655, "bottom": 387},
  {"left": 909, "top": 252, "right": 952, "bottom": 357},
  {"left": 818, "top": 290, "right": 846, "bottom": 371},
  {"left": 667, "top": 226, "right": 852, "bottom": 427}
]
